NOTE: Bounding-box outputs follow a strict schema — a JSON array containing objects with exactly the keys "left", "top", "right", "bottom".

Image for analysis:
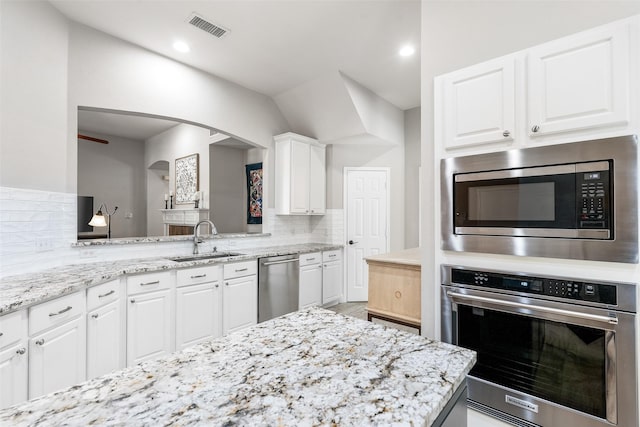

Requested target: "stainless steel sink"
[{"left": 170, "top": 252, "right": 244, "bottom": 262}]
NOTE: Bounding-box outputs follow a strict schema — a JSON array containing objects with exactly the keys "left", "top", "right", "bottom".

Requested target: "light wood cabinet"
[
  {"left": 365, "top": 248, "right": 421, "bottom": 331},
  {"left": 275, "top": 132, "right": 326, "bottom": 215},
  {"left": 0, "top": 310, "right": 28, "bottom": 410}
]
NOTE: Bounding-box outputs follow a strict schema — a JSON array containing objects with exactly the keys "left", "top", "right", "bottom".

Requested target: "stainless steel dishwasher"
[{"left": 258, "top": 254, "right": 300, "bottom": 322}]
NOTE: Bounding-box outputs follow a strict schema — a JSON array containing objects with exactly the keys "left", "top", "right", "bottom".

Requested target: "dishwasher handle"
[{"left": 262, "top": 258, "right": 299, "bottom": 266}]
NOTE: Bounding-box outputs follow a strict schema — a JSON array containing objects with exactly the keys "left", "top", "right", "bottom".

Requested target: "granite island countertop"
[
  {"left": 0, "top": 243, "right": 342, "bottom": 315},
  {"left": 0, "top": 307, "right": 476, "bottom": 426}
]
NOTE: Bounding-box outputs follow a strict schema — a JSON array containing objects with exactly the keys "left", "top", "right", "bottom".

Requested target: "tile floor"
[{"left": 326, "top": 302, "right": 420, "bottom": 335}]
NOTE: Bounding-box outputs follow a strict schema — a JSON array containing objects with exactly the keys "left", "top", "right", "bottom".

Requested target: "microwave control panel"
[{"left": 576, "top": 168, "right": 610, "bottom": 230}]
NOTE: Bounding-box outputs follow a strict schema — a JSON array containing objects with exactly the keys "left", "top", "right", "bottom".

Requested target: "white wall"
[
  {"left": 209, "top": 145, "right": 247, "bottom": 233},
  {"left": 78, "top": 132, "right": 147, "bottom": 238},
  {"left": 326, "top": 140, "right": 406, "bottom": 251},
  {"left": 420, "top": 2, "right": 640, "bottom": 338},
  {"left": 404, "top": 107, "right": 421, "bottom": 248},
  {"left": 0, "top": 1, "right": 292, "bottom": 276},
  {"left": 0, "top": 0, "right": 69, "bottom": 192},
  {"left": 146, "top": 123, "right": 210, "bottom": 210},
  {"left": 147, "top": 164, "right": 169, "bottom": 236}
]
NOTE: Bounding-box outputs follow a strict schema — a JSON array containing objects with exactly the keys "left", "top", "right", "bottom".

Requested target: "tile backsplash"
[{"left": 0, "top": 186, "right": 344, "bottom": 279}]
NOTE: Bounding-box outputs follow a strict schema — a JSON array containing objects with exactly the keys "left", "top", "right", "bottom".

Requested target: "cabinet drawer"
[
  {"left": 127, "top": 271, "right": 172, "bottom": 295},
  {"left": 29, "top": 292, "right": 86, "bottom": 335},
  {"left": 87, "top": 279, "right": 121, "bottom": 311},
  {"left": 323, "top": 249, "right": 342, "bottom": 262},
  {"left": 299, "top": 252, "right": 322, "bottom": 266},
  {"left": 223, "top": 260, "right": 257, "bottom": 279},
  {"left": 0, "top": 310, "right": 27, "bottom": 348},
  {"left": 176, "top": 265, "right": 221, "bottom": 287}
]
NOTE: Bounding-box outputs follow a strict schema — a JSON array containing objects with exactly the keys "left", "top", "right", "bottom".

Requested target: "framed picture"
[
  {"left": 245, "top": 162, "right": 263, "bottom": 224},
  {"left": 175, "top": 153, "right": 199, "bottom": 204}
]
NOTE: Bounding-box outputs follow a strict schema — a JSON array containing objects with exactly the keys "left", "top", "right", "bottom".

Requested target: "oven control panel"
[{"left": 453, "top": 269, "right": 616, "bottom": 305}]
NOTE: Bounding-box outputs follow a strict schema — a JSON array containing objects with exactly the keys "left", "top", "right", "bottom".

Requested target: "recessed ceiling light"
[
  {"left": 173, "top": 41, "right": 190, "bottom": 53},
  {"left": 399, "top": 45, "right": 415, "bottom": 57}
]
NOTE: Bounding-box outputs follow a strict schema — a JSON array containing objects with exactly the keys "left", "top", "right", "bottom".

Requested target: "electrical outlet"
[{"left": 35, "top": 238, "right": 54, "bottom": 252}]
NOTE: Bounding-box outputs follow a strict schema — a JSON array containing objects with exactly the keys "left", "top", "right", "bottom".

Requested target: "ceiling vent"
[{"left": 188, "top": 13, "right": 229, "bottom": 38}]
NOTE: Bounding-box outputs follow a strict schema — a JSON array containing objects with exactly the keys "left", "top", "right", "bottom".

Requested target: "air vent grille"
[{"left": 188, "top": 13, "right": 229, "bottom": 38}]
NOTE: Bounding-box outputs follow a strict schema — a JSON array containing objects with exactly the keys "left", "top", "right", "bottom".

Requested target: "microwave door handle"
[
  {"left": 455, "top": 164, "right": 576, "bottom": 182},
  {"left": 446, "top": 291, "right": 618, "bottom": 325}
]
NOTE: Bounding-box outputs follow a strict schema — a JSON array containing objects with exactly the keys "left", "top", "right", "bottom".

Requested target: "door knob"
[{"left": 348, "top": 240, "right": 358, "bottom": 245}]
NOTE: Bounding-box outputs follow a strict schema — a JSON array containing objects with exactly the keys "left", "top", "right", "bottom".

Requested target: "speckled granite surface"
[
  {"left": 71, "top": 232, "right": 271, "bottom": 247},
  {"left": 0, "top": 243, "right": 341, "bottom": 315},
  {"left": 0, "top": 307, "right": 476, "bottom": 426}
]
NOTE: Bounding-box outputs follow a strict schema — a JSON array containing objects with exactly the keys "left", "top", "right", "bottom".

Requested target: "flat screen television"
[{"left": 77, "top": 196, "right": 94, "bottom": 233}]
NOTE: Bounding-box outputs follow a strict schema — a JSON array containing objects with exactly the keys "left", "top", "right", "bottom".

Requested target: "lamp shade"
[{"left": 88, "top": 212, "right": 107, "bottom": 227}]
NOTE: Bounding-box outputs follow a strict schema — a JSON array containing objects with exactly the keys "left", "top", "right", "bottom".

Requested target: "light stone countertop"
[
  {"left": 0, "top": 307, "right": 476, "bottom": 426},
  {"left": 365, "top": 247, "right": 421, "bottom": 267},
  {"left": 0, "top": 243, "right": 342, "bottom": 315}
]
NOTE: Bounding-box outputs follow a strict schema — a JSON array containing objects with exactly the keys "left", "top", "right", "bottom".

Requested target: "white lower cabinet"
[
  {"left": 222, "top": 261, "right": 258, "bottom": 335},
  {"left": 126, "top": 272, "right": 174, "bottom": 366},
  {"left": 29, "top": 315, "right": 86, "bottom": 399},
  {"left": 322, "top": 250, "right": 343, "bottom": 304},
  {"left": 127, "top": 288, "right": 173, "bottom": 365},
  {"left": 86, "top": 279, "right": 125, "bottom": 380},
  {"left": 299, "top": 252, "right": 323, "bottom": 309},
  {"left": 28, "top": 291, "right": 86, "bottom": 400},
  {"left": 87, "top": 300, "right": 124, "bottom": 379},
  {"left": 176, "top": 282, "right": 221, "bottom": 350},
  {"left": 0, "top": 310, "right": 28, "bottom": 410}
]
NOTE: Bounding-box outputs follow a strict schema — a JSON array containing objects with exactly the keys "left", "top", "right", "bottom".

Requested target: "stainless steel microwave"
[{"left": 441, "top": 135, "right": 638, "bottom": 263}]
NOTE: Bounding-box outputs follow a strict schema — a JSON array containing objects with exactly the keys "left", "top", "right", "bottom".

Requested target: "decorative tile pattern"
[{"left": 0, "top": 307, "right": 476, "bottom": 426}]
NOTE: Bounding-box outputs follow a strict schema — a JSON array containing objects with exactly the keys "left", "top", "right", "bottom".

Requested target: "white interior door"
[{"left": 345, "top": 168, "right": 389, "bottom": 301}]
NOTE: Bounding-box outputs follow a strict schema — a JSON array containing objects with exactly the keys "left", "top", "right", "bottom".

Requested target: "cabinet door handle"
[
  {"left": 531, "top": 125, "right": 540, "bottom": 133},
  {"left": 348, "top": 240, "right": 358, "bottom": 245},
  {"left": 0, "top": 332, "right": 3, "bottom": 337},
  {"left": 235, "top": 268, "right": 248, "bottom": 272},
  {"left": 98, "top": 290, "right": 115, "bottom": 298},
  {"left": 91, "top": 314, "right": 99, "bottom": 319},
  {"left": 35, "top": 339, "right": 45, "bottom": 346},
  {"left": 49, "top": 306, "right": 72, "bottom": 317},
  {"left": 130, "top": 299, "right": 136, "bottom": 303},
  {"left": 16, "top": 348, "right": 26, "bottom": 355},
  {"left": 215, "top": 284, "right": 220, "bottom": 288},
  {"left": 190, "top": 274, "right": 207, "bottom": 279},
  {"left": 140, "top": 280, "right": 160, "bottom": 286},
  {"left": 225, "top": 282, "right": 229, "bottom": 286},
  {"left": 502, "top": 130, "right": 510, "bottom": 137},
  {"left": 328, "top": 254, "right": 337, "bottom": 258}
]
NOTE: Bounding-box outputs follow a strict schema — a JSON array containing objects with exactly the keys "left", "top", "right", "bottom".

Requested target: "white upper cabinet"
[
  {"left": 442, "top": 55, "right": 516, "bottom": 149},
  {"left": 275, "top": 132, "right": 326, "bottom": 215},
  {"left": 527, "top": 21, "right": 631, "bottom": 138},
  {"left": 437, "top": 16, "right": 637, "bottom": 152}
]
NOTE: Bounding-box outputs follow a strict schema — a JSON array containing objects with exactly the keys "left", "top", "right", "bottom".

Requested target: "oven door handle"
[{"left": 447, "top": 291, "right": 619, "bottom": 325}]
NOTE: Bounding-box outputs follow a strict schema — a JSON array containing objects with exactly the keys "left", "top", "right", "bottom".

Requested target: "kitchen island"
[{"left": 0, "top": 307, "right": 475, "bottom": 426}]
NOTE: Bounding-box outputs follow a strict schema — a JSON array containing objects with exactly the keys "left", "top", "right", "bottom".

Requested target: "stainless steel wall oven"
[
  {"left": 441, "top": 265, "right": 638, "bottom": 427},
  {"left": 441, "top": 135, "right": 638, "bottom": 263}
]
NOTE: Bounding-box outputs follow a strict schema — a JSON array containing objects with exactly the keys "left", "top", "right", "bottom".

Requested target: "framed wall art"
[
  {"left": 245, "top": 162, "right": 263, "bottom": 224},
  {"left": 175, "top": 153, "right": 199, "bottom": 204}
]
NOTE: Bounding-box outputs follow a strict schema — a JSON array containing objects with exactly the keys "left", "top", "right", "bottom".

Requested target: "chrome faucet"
[{"left": 193, "top": 219, "right": 218, "bottom": 254}]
